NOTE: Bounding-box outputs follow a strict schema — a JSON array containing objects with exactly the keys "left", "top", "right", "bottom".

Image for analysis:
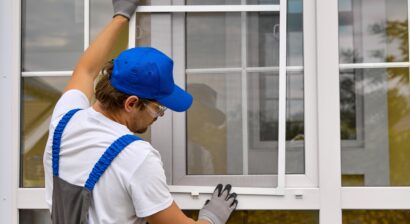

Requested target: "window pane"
[
  {"left": 21, "top": 77, "right": 69, "bottom": 187},
  {"left": 186, "top": 73, "right": 243, "bottom": 175},
  {"left": 340, "top": 69, "right": 363, "bottom": 141},
  {"left": 340, "top": 68, "right": 410, "bottom": 186},
  {"left": 338, "top": 0, "right": 408, "bottom": 63},
  {"left": 90, "top": 0, "right": 129, "bottom": 59},
  {"left": 22, "top": 0, "right": 84, "bottom": 71},
  {"left": 187, "top": 13, "right": 242, "bottom": 69},
  {"left": 186, "top": 71, "right": 304, "bottom": 175},
  {"left": 247, "top": 12, "right": 279, "bottom": 67},
  {"left": 287, "top": 0, "right": 304, "bottom": 66},
  {"left": 247, "top": 1, "right": 303, "bottom": 67},
  {"left": 248, "top": 71, "right": 304, "bottom": 174},
  {"left": 137, "top": 8, "right": 305, "bottom": 177},
  {"left": 184, "top": 210, "right": 319, "bottom": 223},
  {"left": 20, "top": 210, "right": 51, "bottom": 224},
  {"left": 343, "top": 210, "right": 410, "bottom": 224}
]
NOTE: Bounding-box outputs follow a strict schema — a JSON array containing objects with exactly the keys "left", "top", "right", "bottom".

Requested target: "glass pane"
[
  {"left": 20, "top": 210, "right": 51, "bottom": 224},
  {"left": 247, "top": 12, "right": 279, "bottom": 67},
  {"left": 343, "top": 210, "right": 410, "bottom": 224},
  {"left": 247, "top": 1, "right": 303, "bottom": 67},
  {"left": 340, "top": 68, "right": 410, "bottom": 186},
  {"left": 186, "top": 73, "right": 243, "bottom": 175},
  {"left": 90, "top": 0, "right": 129, "bottom": 59},
  {"left": 340, "top": 70, "right": 361, "bottom": 141},
  {"left": 21, "top": 77, "right": 69, "bottom": 187},
  {"left": 287, "top": 0, "right": 304, "bottom": 66},
  {"left": 186, "top": 71, "right": 304, "bottom": 175},
  {"left": 187, "top": 13, "right": 242, "bottom": 69},
  {"left": 248, "top": 71, "right": 304, "bottom": 174},
  {"left": 22, "top": 0, "right": 84, "bottom": 71},
  {"left": 184, "top": 210, "right": 319, "bottom": 223},
  {"left": 338, "top": 0, "right": 408, "bottom": 63}
]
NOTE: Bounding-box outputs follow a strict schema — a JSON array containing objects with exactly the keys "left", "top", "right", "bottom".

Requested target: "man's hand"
[
  {"left": 113, "top": 0, "right": 139, "bottom": 20},
  {"left": 198, "top": 184, "right": 238, "bottom": 224}
]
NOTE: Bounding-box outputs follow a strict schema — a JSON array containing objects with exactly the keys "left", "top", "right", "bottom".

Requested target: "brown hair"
[{"left": 95, "top": 61, "right": 147, "bottom": 113}]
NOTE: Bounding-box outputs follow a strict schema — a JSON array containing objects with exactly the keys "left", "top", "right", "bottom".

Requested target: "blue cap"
[{"left": 111, "top": 47, "right": 192, "bottom": 112}]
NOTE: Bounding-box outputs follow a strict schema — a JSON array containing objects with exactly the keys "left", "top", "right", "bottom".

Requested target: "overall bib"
[{"left": 51, "top": 108, "right": 141, "bottom": 224}]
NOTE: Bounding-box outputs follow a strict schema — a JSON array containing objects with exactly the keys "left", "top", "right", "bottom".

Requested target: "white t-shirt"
[{"left": 43, "top": 89, "right": 173, "bottom": 224}]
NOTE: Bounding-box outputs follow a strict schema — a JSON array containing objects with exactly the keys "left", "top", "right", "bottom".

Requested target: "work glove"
[
  {"left": 112, "top": 0, "right": 139, "bottom": 20},
  {"left": 198, "top": 184, "right": 238, "bottom": 224}
]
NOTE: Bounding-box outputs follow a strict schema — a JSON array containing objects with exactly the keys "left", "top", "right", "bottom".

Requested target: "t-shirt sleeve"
[
  {"left": 51, "top": 89, "right": 90, "bottom": 121},
  {"left": 128, "top": 151, "right": 173, "bottom": 218}
]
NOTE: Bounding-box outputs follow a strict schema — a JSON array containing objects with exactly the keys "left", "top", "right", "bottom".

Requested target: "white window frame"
[
  {"left": 6, "top": 0, "right": 320, "bottom": 223},
  {"left": 129, "top": 3, "right": 317, "bottom": 196},
  {"left": 3, "top": 0, "right": 410, "bottom": 224}
]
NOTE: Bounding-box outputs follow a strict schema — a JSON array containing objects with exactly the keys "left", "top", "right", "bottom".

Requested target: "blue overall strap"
[
  {"left": 52, "top": 108, "right": 82, "bottom": 177},
  {"left": 84, "top": 134, "right": 142, "bottom": 191}
]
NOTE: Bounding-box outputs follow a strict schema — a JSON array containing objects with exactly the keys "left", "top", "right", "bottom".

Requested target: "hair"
[{"left": 95, "top": 60, "right": 148, "bottom": 113}]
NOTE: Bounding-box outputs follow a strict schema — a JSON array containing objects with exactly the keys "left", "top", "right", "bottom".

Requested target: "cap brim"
[{"left": 158, "top": 85, "right": 193, "bottom": 112}]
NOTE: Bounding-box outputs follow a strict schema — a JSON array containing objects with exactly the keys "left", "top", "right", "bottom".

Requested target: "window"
[
  {"left": 338, "top": 0, "right": 410, "bottom": 187},
  {"left": 13, "top": 0, "right": 320, "bottom": 221},
  {"left": 131, "top": 0, "right": 315, "bottom": 191}
]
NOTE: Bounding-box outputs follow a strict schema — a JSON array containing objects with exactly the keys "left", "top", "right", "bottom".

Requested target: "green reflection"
[
  {"left": 340, "top": 0, "right": 410, "bottom": 187},
  {"left": 343, "top": 210, "right": 410, "bottom": 224},
  {"left": 20, "top": 210, "right": 51, "bottom": 224},
  {"left": 21, "top": 77, "right": 66, "bottom": 187},
  {"left": 184, "top": 210, "right": 319, "bottom": 224}
]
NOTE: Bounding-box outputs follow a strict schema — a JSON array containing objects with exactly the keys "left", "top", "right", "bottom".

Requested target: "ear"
[{"left": 124, "top": 96, "right": 140, "bottom": 112}]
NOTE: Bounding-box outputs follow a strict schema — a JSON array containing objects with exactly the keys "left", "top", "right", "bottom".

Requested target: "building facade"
[{"left": 1, "top": 0, "right": 410, "bottom": 223}]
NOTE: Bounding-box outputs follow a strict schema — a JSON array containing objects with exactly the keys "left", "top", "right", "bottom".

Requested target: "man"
[{"left": 43, "top": 0, "right": 238, "bottom": 223}]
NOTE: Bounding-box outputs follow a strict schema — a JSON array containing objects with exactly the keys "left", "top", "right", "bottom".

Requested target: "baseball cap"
[{"left": 111, "top": 47, "right": 193, "bottom": 112}]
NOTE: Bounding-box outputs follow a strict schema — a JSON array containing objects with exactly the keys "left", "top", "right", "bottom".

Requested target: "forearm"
[
  {"left": 65, "top": 15, "right": 129, "bottom": 99},
  {"left": 73, "top": 16, "right": 128, "bottom": 80}
]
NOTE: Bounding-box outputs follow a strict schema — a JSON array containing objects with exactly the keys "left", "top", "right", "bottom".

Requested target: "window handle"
[
  {"left": 273, "top": 24, "right": 280, "bottom": 41},
  {"left": 136, "top": 25, "right": 143, "bottom": 40}
]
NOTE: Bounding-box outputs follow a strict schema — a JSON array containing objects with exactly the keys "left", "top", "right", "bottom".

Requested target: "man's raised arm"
[{"left": 64, "top": 0, "right": 138, "bottom": 101}]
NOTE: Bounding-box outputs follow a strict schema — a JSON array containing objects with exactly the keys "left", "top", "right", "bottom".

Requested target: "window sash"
[{"left": 129, "top": 2, "right": 310, "bottom": 196}]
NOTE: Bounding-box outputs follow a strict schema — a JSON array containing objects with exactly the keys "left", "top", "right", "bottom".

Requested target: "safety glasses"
[{"left": 142, "top": 101, "right": 167, "bottom": 118}]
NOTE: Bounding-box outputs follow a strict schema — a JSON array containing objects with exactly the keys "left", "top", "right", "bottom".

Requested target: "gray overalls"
[{"left": 51, "top": 108, "right": 141, "bottom": 224}]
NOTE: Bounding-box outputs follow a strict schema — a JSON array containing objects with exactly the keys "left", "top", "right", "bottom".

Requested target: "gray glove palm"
[
  {"left": 112, "top": 0, "right": 139, "bottom": 20},
  {"left": 198, "top": 184, "right": 238, "bottom": 224}
]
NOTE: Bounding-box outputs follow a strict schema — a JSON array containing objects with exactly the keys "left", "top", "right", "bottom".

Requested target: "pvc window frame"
[
  {"left": 16, "top": 0, "right": 318, "bottom": 210},
  {"left": 6, "top": 0, "right": 410, "bottom": 224},
  {"left": 128, "top": 2, "right": 318, "bottom": 197}
]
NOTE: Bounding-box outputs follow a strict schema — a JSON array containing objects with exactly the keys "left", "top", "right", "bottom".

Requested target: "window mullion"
[
  {"left": 241, "top": 8, "right": 249, "bottom": 175},
  {"left": 135, "top": 5, "right": 279, "bottom": 13},
  {"left": 84, "top": 0, "right": 90, "bottom": 50},
  {"left": 276, "top": 0, "right": 288, "bottom": 193}
]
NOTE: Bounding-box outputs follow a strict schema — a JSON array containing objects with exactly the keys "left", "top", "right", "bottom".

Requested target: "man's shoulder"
[
  {"left": 122, "top": 139, "right": 160, "bottom": 160},
  {"left": 51, "top": 89, "right": 90, "bottom": 124},
  {"left": 130, "top": 140, "right": 160, "bottom": 155}
]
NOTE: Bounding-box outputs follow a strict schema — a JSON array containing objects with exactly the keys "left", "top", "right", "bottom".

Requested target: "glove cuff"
[
  {"left": 198, "top": 209, "right": 222, "bottom": 224},
  {"left": 113, "top": 13, "right": 131, "bottom": 20}
]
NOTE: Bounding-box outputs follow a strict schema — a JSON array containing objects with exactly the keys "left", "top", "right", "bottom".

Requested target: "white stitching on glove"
[{"left": 198, "top": 184, "right": 238, "bottom": 224}]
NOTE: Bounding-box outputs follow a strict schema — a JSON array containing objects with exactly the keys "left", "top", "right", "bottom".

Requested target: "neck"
[{"left": 93, "top": 101, "right": 128, "bottom": 125}]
